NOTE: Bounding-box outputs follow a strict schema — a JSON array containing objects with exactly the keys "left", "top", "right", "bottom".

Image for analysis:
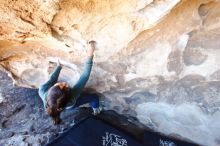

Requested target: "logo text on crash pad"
[
  {"left": 102, "top": 132, "right": 128, "bottom": 146},
  {"left": 160, "top": 139, "right": 176, "bottom": 146}
]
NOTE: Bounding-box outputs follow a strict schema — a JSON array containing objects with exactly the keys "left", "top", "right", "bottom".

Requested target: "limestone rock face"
[{"left": 0, "top": 0, "right": 220, "bottom": 145}]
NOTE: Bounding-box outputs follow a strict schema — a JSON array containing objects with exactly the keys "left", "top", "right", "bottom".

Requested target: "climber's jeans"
[{"left": 74, "top": 93, "right": 99, "bottom": 109}]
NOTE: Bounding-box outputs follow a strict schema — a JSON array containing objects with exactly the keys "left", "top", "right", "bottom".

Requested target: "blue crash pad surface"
[
  {"left": 46, "top": 117, "right": 142, "bottom": 146},
  {"left": 46, "top": 116, "right": 199, "bottom": 146}
]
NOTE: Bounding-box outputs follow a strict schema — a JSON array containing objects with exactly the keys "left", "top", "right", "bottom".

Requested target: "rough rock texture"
[
  {"left": 0, "top": 70, "right": 94, "bottom": 146},
  {"left": 0, "top": 70, "right": 150, "bottom": 146},
  {"left": 0, "top": 0, "right": 220, "bottom": 146}
]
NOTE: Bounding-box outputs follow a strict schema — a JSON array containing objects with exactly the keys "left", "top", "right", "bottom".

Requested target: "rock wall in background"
[{"left": 0, "top": 0, "right": 220, "bottom": 145}]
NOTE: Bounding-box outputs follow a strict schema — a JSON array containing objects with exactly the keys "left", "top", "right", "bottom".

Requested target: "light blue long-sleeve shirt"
[{"left": 38, "top": 57, "right": 93, "bottom": 109}]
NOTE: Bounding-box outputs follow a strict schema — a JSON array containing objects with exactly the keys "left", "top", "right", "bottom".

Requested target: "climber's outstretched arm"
[
  {"left": 69, "top": 41, "right": 96, "bottom": 99},
  {"left": 38, "top": 61, "right": 62, "bottom": 99}
]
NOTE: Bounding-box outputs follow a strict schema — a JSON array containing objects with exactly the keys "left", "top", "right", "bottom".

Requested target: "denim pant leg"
[{"left": 74, "top": 93, "right": 99, "bottom": 108}]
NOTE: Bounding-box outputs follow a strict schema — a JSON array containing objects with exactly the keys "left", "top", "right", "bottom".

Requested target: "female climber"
[{"left": 38, "top": 41, "right": 101, "bottom": 124}]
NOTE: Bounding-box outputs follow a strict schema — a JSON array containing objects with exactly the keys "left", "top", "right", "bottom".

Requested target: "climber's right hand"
[
  {"left": 87, "top": 40, "right": 96, "bottom": 57},
  {"left": 57, "top": 59, "right": 61, "bottom": 67}
]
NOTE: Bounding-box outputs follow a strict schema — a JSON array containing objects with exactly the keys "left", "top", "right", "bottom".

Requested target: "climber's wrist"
[
  {"left": 86, "top": 40, "right": 96, "bottom": 57},
  {"left": 56, "top": 59, "right": 63, "bottom": 67}
]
